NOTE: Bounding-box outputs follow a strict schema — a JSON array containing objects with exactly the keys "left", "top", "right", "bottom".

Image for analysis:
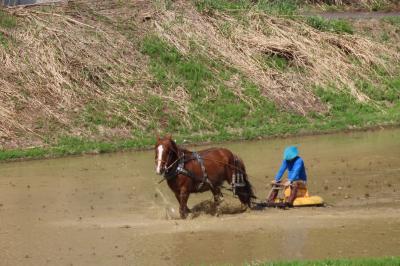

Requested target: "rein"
[
  {"left": 157, "top": 146, "right": 186, "bottom": 182},
  {"left": 158, "top": 156, "right": 182, "bottom": 183},
  {"left": 164, "top": 153, "right": 182, "bottom": 172}
]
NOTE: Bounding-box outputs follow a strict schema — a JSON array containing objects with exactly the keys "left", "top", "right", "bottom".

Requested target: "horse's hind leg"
[
  {"left": 211, "top": 186, "right": 224, "bottom": 216},
  {"left": 211, "top": 186, "right": 223, "bottom": 204}
]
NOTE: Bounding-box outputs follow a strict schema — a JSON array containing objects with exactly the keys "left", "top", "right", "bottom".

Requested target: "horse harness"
[
  {"left": 164, "top": 151, "right": 213, "bottom": 191},
  {"left": 230, "top": 156, "right": 247, "bottom": 196}
]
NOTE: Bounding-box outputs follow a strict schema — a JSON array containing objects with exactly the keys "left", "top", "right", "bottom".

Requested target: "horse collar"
[{"left": 163, "top": 152, "right": 209, "bottom": 190}]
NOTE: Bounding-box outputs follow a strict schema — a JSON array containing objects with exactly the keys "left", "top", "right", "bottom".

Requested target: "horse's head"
[{"left": 154, "top": 134, "right": 177, "bottom": 175}]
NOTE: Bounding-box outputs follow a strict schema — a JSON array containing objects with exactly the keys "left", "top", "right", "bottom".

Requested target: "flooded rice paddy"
[{"left": 0, "top": 129, "right": 400, "bottom": 265}]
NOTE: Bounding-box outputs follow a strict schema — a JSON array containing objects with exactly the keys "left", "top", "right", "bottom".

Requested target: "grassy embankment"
[
  {"left": 252, "top": 256, "right": 400, "bottom": 266},
  {"left": 302, "top": 0, "right": 400, "bottom": 12},
  {"left": 0, "top": 0, "right": 399, "bottom": 160}
]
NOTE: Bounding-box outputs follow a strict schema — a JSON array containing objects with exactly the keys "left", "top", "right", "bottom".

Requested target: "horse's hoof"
[
  {"left": 180, "top": 212, "right": 188, "bottom": 219},
  {"left": 214, "top": 208, "right": 220, "bottom": 217}
]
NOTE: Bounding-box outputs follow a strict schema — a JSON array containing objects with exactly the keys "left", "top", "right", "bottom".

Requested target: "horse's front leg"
[
  {"left": 174, "top": 191, "right": 180, "bottom": 205},
  {"left": 179, "top": 189, "right": 190, "bottom": 219}
]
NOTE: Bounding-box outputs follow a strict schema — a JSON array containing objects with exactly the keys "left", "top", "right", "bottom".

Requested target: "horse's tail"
[{"left": 232, "top": 155, "right": 256, "bottom": 207}]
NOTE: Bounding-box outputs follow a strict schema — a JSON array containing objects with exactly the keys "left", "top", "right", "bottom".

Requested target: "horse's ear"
[{"left": 166, "top": 134, "right": 172, "bottom": 140}]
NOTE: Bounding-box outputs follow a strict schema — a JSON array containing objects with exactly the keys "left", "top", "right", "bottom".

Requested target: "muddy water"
[{"left": 0, "top": 129, "right": 399, "bottom": 266}]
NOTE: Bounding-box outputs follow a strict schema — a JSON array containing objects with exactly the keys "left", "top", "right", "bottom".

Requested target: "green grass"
[
  {"left": 141, "top": 35, "right": 212, "bottom": 98},
  {"left": 315, "top": 86, "right": 377, "bottom": 115},
  {"left": 80, "top": 101, "right": 130, "bottom": 129},
  {"left": 3, "top": 83, "right": 398, "bottom": 162},
  {"left": 0, "top": 10, "right": 17, "bottom": 48},
  {"left": 1, "top": 105, "right": 399, "bottom": 161},
  {"left": 193, "top": 0, "right": 299, "bottom": 16},
  {"left": 140, "top": 35, "right": 400, "bottom": 138},
  {"left": 192, "top": 0, "right": 398, "bottom": 15},
  {"left": 0, "top": 10, "right": 17, "bottom": 28},
  {"left": 356, "top": 78, "right": 400, "bottom": 103},
  {"left": 262, "top": 54, "right": 290, "bottom": 71},
  {"left": 256, "top": 0, "right": 299, "bottom": 16},
  {"left": 0, "top": 32, "right": 8, "bottom": 48},
  {"left": 310, "top": 82, "right": 400, "bottom": 131},
  {"left": 383, "top": 16, "right": 400, "bottom": 27},
  {"left": 301, "top": 0, "right": 396, "bottom": 12},
  {"left": 368, "top": 0, "right": 391, "bottom": 11},
  {"left": 306, "top": 16, "right": 353, "bottom": 34},
  {"left": 253, "top": 256, "right": 400, "bottom": 266},
  {"left": 0, "top": 136, "right": 156, "bottom": 161},
  {"left": 140, "top": 35, "right": 306, "bottom": 136}
]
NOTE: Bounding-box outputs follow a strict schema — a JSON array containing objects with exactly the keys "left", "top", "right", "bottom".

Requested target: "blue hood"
[{"left": 283, "top": 146, "right": 298, "bottom": 161}]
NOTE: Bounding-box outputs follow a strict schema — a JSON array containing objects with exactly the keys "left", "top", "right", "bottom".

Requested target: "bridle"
[{"left": 155, "top": 144, "right": 182, "bottom": 175}]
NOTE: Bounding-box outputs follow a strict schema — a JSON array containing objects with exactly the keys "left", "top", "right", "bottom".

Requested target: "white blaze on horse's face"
[{"left": 156, "top": 145, "right": 164, "bottom": 174}]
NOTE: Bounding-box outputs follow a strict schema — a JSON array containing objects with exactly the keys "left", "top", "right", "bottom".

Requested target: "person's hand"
[
  {"left": 283, "top": 180, "right": 291, "bottom": 187},
  {"left": 271, "top": 180, "right": 280, "bottom": 184}
]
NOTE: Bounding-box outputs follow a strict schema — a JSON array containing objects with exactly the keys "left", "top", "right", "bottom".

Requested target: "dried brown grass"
[
  {"left": 0, "top": 0, "right": 153, "bottom": 148},
  {"left": 154, "top": 2, "right": 399, "bottom": 115}
]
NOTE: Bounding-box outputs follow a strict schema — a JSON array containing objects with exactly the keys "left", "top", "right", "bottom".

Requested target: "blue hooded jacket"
[{"left": 275, "top": 156, "right": 307, "bottom": 182}]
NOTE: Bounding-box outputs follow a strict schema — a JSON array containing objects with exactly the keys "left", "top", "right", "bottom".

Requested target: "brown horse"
[{"left": 155, "top": 135, "right": 255, "bottom": 219}]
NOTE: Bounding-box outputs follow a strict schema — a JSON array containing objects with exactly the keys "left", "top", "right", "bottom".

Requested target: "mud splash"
[{"left": 0, "top": 129, "right": 399, "bottom": 265}]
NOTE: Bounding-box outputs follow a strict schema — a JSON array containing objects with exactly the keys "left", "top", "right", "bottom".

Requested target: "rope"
[
  {"left": 220, "top": 190, "right": 261, "bottom": 206},
  {"left": 220, "top": 185, "right": 260, "bottom": 204}
]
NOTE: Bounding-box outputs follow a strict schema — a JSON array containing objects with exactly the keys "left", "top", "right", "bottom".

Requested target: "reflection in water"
[{"left": 281, "top": 227, "right": 308, "bottom": 259}]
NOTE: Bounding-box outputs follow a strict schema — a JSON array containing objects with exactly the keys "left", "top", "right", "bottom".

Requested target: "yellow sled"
[
  {"left": 273, "top": 183, "right": 324, "bottom": 207},
  {"left": 279, "top": 195, "right": 324, "bottom": 207}
]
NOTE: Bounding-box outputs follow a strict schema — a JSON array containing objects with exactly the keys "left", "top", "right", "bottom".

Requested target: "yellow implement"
[
  {"left": 273, "top": 183, "right": 324, "bottom": 207},
  {"left": 290, "top": 195, "right": 324, "bottom": 207}
]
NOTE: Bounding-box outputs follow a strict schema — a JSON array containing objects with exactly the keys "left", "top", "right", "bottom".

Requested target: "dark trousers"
[{"left": 267, "top": 181, "right": 305, "bottom": 206}]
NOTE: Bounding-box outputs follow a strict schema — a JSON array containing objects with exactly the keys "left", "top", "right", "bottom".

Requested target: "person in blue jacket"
[{"left": 267, "top": 146, "right": 307, "bottom": 206}]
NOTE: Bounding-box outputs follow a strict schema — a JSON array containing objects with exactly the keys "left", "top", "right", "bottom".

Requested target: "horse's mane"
[
  {"left": 169, "top": 139, "right": 190, "bottom": 155},
  {"left": 172, "top": 140, "right": 221, "bottom": 156}
]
